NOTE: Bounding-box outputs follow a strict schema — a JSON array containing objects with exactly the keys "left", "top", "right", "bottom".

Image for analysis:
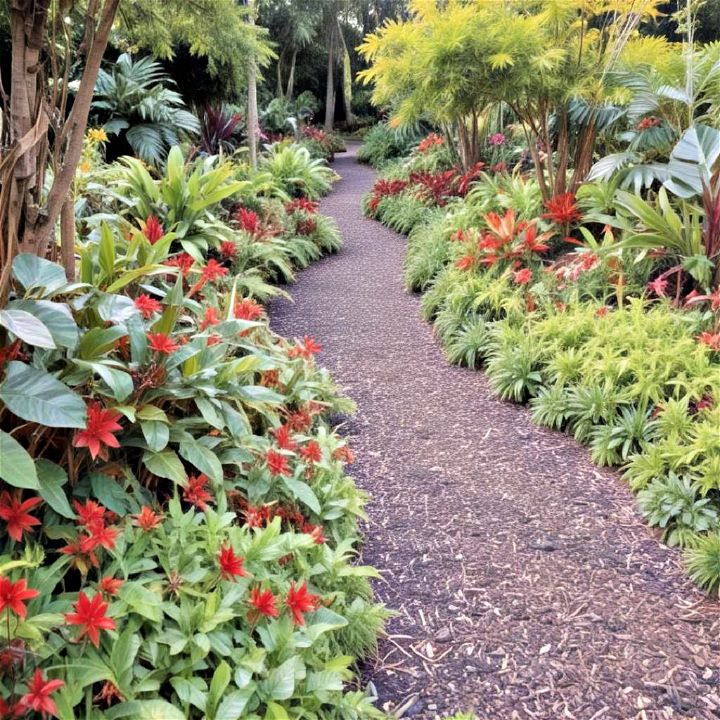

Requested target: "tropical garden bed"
[{"left": 358, "top": 0, "right": 720, "bottom": 594}]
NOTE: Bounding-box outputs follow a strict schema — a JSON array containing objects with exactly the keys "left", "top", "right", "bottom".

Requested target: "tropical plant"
[
  {"left": 93, "top": 54, "right": 200, "bottom": 164},
  {"left": 259, "top": 144, "right": 337, "bottom": 199},
  {"left": 197, "top": 105, "right": 245, "bottom": 156}
]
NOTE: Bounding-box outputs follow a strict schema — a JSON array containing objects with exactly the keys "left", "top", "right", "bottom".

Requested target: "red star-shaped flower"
[
  {"left": 73, "top": 405, "right": 122, "bottom": 460},
  {"left": 65, "top": 591, "right": 116, "bottom": 647}
]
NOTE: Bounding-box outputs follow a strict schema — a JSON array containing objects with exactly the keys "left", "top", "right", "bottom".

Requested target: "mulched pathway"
[{"left": 269, "top": 144, "right": 720, "bottom": 720}]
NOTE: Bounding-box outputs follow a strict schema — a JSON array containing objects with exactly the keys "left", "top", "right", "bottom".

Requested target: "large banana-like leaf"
[{"left": 664, "top": 124, "right": 720, "bottom": 198}]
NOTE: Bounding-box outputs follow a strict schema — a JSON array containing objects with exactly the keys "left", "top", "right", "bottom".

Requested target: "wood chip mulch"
[{"left": 269, "top": 144, "right": 720, "bottom": 720}]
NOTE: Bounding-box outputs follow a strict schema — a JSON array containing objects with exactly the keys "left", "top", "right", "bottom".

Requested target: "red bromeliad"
[
  {"left": 141, "top": 216, "right": 164, "bottom": 244},
  {"left": 289, "top": 336, "right": 322, "bottom": 359},
  {"left": 234, "top": 298, "right": 264, "bottom": 321},
  {"left": 266, "top": 449, "right": 292, "bottom": 477},
  {"left": 73, "top": 405, "right": 122, "bottom": 460},
  {"left": 0, "top": 492, "right": 41, "bottom": 542},
  {"left": 0, "top": 577, "right": 39, "bottom": 619},
  {"left": 16, "top": 669, "right": 64, "bottom": 718},
  {"left": 248, "top": 587, "right": 279, "bottom": 621},
  {"left": 300, "top": 440, "right": 322, "bottom": 464},
  {"left": 183, "top": 475, "right": 213, "bottom": 510},
  {"left": 132, "top": 506, "right": 163, "bottom": 532},
  {"left": 218, "top": 545, "right": 247, "bottom": 581},
  {"left": 65, "top": 591, "right": 116, "bottom": 647},
  {"left": 147, "top": 332, "right": 179, "bottom": 355},
  {"left": 99, "top": 577, "right": 123, "bottom": 597},
  {"left": 543, "top": 192, "right": 582, "bottom": 226},
  {"left": 236, "top": 207, "right": 260, "bottom": 235},
  {"left": 285, "top": 581, "right": 319, "bottom": 626},
  {"left": 134, "top": 293, "right": 162, "bottom": 319}
]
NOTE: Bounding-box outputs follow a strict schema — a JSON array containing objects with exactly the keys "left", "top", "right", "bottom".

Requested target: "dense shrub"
[{"left": 0, "top": 141, "right": 384, "bottom": 717}]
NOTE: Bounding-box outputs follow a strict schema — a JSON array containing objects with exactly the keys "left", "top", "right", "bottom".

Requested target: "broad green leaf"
[
  {"left": 78, "top": 326, "right": 128, "bottom": 360},
  {"left": 12, "top": 254, "right": 67, "bottom": 295},
  {"left": 119, "top": 583, "right": 163, "bottom": 622},
  {"left": 260, "top": 657, "right": 297, "bottom": 701},
  {"left": 0, "top": 309, "right": 55, "bottom": 349},
  {"left": 105, "top": 700, "right": 185, "bottom": 720},
  {"left": 0, "top": 430, "right": 39, "bottom": 489},
  {"left": 73, "top": 360, "right": 134, "bottom": 403},
  {"left": 141, "top": 420, "right": 170, "bottom": 452},
  {"left": 282, "top": 476, "right": 321, "bottom": 514},
  {"left": 215, "top": 687, "right": 256, "bottom": 720},
  {"left": 136, "top": 405, "right": 169, "bottom": 422},
  {"left": 179, "top": 440, "right": 223, "bottom": 483},
  {"left": 89, "top": 473, "right": 131, "bottom": 515},
  {"left": 9, "top": 299, "right": 79, "bottom": 349},
  {"left": 0, "top": 362, "right": 86, "bottom": 428},
  {"left": 36, "top": 459, "right": 73, "bottom": 517},
  {"left": 98, "top": 223, "right": 116, "bottom": 280},
  {"left": 142, "top": 449, "right": 187, "bottom": 484},
  {"left": 206, "top": 661, "right": 231, "bottom": 719}
]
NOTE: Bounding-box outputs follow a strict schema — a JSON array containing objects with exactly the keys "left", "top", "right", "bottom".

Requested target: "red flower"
[
  {"left": 134, "top": 293, "right": 162, "bottom": 319},
  {"left": 304, "top": 523, "right": 327, "bottom": 545},
  {"left": 285, "top": 198, "right": 318, "bottom": 214},
  {"left": 17, "top": 669, "right": 64, "bottom": 718},
  {"left": 543, "top": 193, "right": 582, "bottom": 225},
  {"left": 201, "top": 259, "right": 228, "bottom": 283},
  {"left": 289, "top": 336, "right": 322, "bottom": 360},
  {"left": 220, "top": 241, "right": 237, "bottom": 259},
  {"left": 183, "top": 474, "right": 213, "bottom": 510},
  {"left": 234, "top": 298, "right": 264, "bottom": 321},
  {"left": 300, "top": 440, "right": 322, "bottom": 464},
  {"left": 133, "top": 506, "right": 163, "bottom": 532},
  {"left": 332, "top": 445, "right": 355, "bottom": 464},
  {"left": 142, "top": 216, "right": 164, "bottom": 244},
  {"left": 648, "top": 277, "right": 669, "bottom": 298},
  {"left": 236, "top": 207, "right": 260, "bottom": 235},
  {"left": 83, "top": 523, "right": 119, "bottom": 552},
  {"left": 248, "top": 586, "right": 279, "bottom": 620},
  {"left": 165, "top": 252, "right": 195, "bottom": 277},
  {"left": 456, "top": 255, "right": 475, "bottom": 271},
  {"left": 595, "top": 306, "right": 609, "bottom": 318},
  {"left": 73, "top": 499, "right": 107, "bottom": 529},
  {"left": 698, "top": 331, "right": 720, "bottom": 351},
  {"left": 272, "top": 424, "right": 297, "bottom": 451},
  {"left": 288, "top": 409, "right": 313, "bottom": 432},
  {"left": 207, "top": 334, "right": 222, "bottom": 346},
  {"left": 523, "top": 224, "right": 550, "bottom": 253},
  {"left": 266, "top": 449, "right": 292, "bottom": 477},
  {"left": 0, "top": 577, "right": 39, "bottom": 619},
  {"left": 65, "top": 591, "right": 116, "bottom": 647},
  {"left": 200, "top": 306, "right": 221, "bottom": 331},
  {"left": 0, "top": 492, "right": 41, "bottom": 542},
  {"left": 513, "top": 268, "right": 533, "bottom": 285},
  {"left": 218, "top": 544, "right": 247, "bottom": 581},
  {"left": 147, "top": 332, "right": 179, "bottom": 354},
  {"left": 99, "top": 577, "right": 123, "bottom": 597},
  {"left": 73, "top": 405, "right": 122, "bottom": 460},
  {"left": 285, "top": 580, "right": 319, "bottom": 626}
]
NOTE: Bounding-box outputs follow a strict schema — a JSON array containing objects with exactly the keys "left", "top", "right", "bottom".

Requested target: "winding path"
[{"left": 270, "top": 144, "right": 720, "bottom": 719}]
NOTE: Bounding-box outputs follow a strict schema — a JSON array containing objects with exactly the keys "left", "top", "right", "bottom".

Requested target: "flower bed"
[
  {"left": 0, "top": 141, "right": 385, "bottom": 717},
  {"left": 364, "top": 132, "right": 720, "bottom": 593}
]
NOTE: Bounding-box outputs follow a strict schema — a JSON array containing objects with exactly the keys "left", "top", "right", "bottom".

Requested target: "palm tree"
[{"left": 92, "top": 54, "right": 200, "bottom": 164}]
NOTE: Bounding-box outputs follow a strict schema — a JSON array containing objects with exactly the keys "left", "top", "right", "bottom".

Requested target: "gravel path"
[{"left": 269, "top": 144, "right": 720, "bottom": 720}]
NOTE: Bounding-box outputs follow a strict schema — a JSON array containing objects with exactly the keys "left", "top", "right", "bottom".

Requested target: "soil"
[{"left": 269, "top": 143, "right": 720, "bottom": 720}]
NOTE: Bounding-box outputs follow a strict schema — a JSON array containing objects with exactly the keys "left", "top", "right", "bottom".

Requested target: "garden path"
[{"left": 269, "top": 144, "right": 720, "bottom": 720}]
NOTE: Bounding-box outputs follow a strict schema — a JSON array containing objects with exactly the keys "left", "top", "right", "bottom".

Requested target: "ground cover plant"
[
  {"left": 359, "top": 0, "right": 720, "bottom": 593},
  {"left": 0, "top": 134, "right": 386, "bottom": 718}
]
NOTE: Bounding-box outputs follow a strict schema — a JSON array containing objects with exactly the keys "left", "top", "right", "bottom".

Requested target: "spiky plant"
[{"left": 685, "top": 533, "right": 720, "bottom": 594}]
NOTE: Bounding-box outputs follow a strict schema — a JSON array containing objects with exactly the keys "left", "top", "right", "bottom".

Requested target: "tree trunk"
[
  {"left": 324, "top": 25, "right": 336, "bottom": 132},
  {"left": 60, "top": 198, "right": 75, "bottom": 281},
  {"left": 1, "top": 0, "right": 120, "bottom": 302},
  {"left": 276, "top": 47, "right": 286, "bottom": 99},
  {"left": 285, "top": 50, "right": 297, "bottom": 100},
  {"left": 338, "top": 22, "right": 355, "bottom": 128},
  {"left": 247, "top": 0, "right": 258, "bottom": 169}
]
